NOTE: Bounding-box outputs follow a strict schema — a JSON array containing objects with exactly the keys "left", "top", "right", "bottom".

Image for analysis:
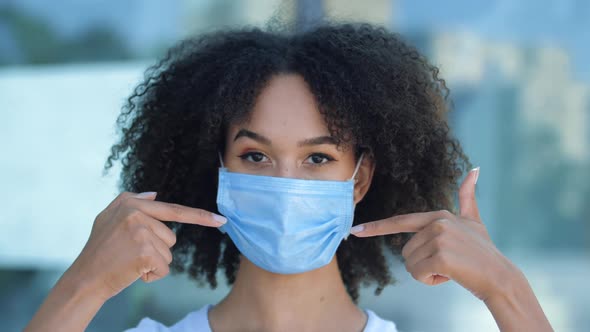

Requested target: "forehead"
[{"left": 229, "top": 74, "right": 330, "bottom": 142}]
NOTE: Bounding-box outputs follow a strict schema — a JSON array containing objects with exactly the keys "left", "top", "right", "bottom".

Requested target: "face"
[{"left": 222, "top": 74, "right": 374, "bottom": 204}]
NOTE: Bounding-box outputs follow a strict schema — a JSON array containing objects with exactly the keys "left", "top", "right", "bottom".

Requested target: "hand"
[
  {"left": 68, "top": 191, "right": 227, "bottom": 300},
  {"left": 351, "top": 167, "right": 518, "bottom": 301}
]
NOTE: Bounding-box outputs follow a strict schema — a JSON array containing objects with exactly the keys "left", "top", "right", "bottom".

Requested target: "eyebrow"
[
  {"left": 297, "top": 135, "right": 337, "bottom": 147},
  {"left": 233, "top": 129, "right": 337, "bottom": 147},
  {"left": 234, "top": 129, "right": 272, "bottom": 145}
]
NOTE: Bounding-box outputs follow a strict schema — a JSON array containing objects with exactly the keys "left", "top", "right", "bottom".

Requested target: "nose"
[{"left": 273, "top": 161, "right": 303, "bottom": 179}]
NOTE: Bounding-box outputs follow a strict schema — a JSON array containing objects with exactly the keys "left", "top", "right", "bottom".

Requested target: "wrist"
[
  {"left": 483, "top": 264, "right": 554, "bottom": 332},
  {"left": 483, "top": 266, "right": 527, "bottom": 308},
  {"left": 61, "top": 261, "right": 112, "bottom": 303},
  {"left": 24, "top": 265, "right": 108, "bottom": 332},
  {"left": 485, "top": 259, "right": 525, "bottom": 302}
]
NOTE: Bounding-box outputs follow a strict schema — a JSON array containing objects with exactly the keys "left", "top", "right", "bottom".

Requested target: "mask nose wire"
[
  {"left": 218, "top": 151, "right": 225, "bottom": 168},
  {"left": 349, "top": 152, "right": 364, "bottom": 181}
]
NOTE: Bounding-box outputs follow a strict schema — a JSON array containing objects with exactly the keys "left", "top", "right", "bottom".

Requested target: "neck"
[{"left": 209, "top": 256, "right": 366, "bottom": 332}]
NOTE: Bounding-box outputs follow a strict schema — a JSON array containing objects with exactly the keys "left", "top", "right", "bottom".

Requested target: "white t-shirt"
[{"left": 124, "top": 304, "right": 397, "bottom": 332}]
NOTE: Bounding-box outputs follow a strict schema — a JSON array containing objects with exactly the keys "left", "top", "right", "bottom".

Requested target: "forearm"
[
  {"left": 484, "top": 268, "right": 553, "bottom": 332},
  {"left": 24, "top": 268, "right": 107, "bottom": 332}
]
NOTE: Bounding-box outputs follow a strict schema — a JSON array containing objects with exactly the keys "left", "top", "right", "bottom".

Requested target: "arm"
[
  {"left": 24, "top": 266, "right": 107, "bottom": 332},
  {"left": 24, "top": 191, "right": 225, "bottom": 331},
  {"left": 484, "top": 266, "right": 553, "bottom": 332},
  {"left": 351, "top": 168, "right": 554, "bottom": 331}
]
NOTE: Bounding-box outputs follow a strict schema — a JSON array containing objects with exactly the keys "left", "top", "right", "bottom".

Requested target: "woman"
[{"left": 26, "top": 22, "right": 553, "bottom": 331}]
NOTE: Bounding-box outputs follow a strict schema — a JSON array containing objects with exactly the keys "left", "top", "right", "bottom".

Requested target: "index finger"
[
  {"left": 129, "top": 197, "right": 227, "bottom": 227},
  {"left": 350, "top": 210, "right": 452, "bottom": 237}
]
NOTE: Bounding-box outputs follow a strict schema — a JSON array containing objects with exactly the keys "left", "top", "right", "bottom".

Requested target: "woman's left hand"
[{"left": 350, "top": 167, "right": 519, "bottom": 301}]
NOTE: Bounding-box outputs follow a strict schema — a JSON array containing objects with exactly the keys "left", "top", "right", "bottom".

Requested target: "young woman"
[{"left": 26, "top": 22, "right": 553, "bottom": 332}]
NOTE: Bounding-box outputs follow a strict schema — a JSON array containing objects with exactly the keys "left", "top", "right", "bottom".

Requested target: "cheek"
[
  {"left": 220, "top": 143, "right": 239, "bottom": 172},
  {"left": 323, "top": 154, "right": 357, "bottom": 181},
  {"left": 221, "top": 150, "right": 242, "bottom": 173}
]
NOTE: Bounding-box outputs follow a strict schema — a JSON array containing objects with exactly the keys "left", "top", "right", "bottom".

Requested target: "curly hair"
[{"left": 103, "top": 22, "right": 471, "bottom": 301}]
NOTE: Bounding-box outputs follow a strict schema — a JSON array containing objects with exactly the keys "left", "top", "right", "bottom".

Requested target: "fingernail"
[
  {"left": 350, "top": 224, "right": 365, "bottom": 234},
  {"left": 213, "top": 213, "right": 227, "bottom": 225},
  {"left": 136, "top": 191, "right": 157, "bottom": 198},
  {"left": 471, "top": 167, "right": 480, "bottom": 185}
]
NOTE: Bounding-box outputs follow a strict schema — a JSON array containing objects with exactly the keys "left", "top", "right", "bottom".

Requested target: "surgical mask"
[{"left": 216, "top": 152, "right": 364, "bottom": 274}]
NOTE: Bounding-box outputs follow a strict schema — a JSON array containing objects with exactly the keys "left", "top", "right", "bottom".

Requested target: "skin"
[
  {"left": 208, "top": 74, "right": 374, "bottom": 332},
  {"left": 25, "top": 74, "right": 553, "bottom": 332}
]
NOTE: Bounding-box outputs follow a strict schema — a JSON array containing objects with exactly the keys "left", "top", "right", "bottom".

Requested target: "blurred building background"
[{"left": 0, "top": 0, "right": 588, "bottom": 331}]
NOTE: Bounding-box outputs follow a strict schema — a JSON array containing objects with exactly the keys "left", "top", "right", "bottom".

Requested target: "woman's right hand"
[
  {"left": 25, "top": 191, "right": 226, "bottom": 332},
  {"left": 67, "top": 191, "right": 227, "bottom": 301}
]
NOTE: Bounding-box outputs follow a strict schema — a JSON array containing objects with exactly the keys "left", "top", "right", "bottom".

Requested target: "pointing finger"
[
  {"left": 128, "top": 197, "right": 227, "bottom": 227},
  {"left": 350, "top": 210, "right": 455, "bottom": 237}
]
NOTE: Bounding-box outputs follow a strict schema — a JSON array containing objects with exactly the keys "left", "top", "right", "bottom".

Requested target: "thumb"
[{"left": 459, "top": 167, "right": 482, "bottom": 223}]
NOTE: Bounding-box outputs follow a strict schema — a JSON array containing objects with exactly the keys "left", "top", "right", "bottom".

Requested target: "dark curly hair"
[{"left": 103, "top": 21, "right": 471, "bottom": 302}]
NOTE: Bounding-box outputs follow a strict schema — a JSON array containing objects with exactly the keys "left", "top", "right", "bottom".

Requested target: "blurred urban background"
[{"left": 0, "top": 0, "right": 588, "bottom": 331}]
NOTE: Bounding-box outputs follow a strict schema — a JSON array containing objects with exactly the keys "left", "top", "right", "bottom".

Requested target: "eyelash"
[
  {"left": 238, "top": 152, "right": 336, "bottom": 167},
  {"left": 238, "top": 152, "right": 269, "bottom": 164},
  {"left": 307, "top": 153, "right": 336, "bottom": 166}
]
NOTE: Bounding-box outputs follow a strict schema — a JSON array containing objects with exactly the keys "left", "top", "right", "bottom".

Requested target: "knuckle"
[
  {"left": 169, "top": 233, "right": 177, "bottom": 247},
  {"left": 153, "top": 265, "right": 170, "bottom": 280},
  {"left": 138, "top": 250, "right": 154, "bottom": 267},
  {"left": 438, "top": 209, "right": 453, "bottom": 219},
  {"left": 121, "top": 212, "right": 135, "bottom": 231},
  {"left": 366, "top": 221, "right": 380, "bottom": 233},
  {"left": 132, "top": 226, "right": 151, "bottom": 243},
  {"left": 119, "top": 197, "right": 136, "bottom": 213},
  {"left": 125, "top": 209, "right": 143, "bottom": 225},
  {"left": 109, "top": 192, "right": 134, "bottom": 211},
  {"left": 363, "top": 222, "right": 375, "bottom": 233},
  {"left": 399, "top": 214, "right": 412, "bottom": 222},
  {"left": 119, "top": 192, "right": 136, "bottom": 204},
  {"left": 200, "top": 209, "right": 212, "bottom": 220},
  {"left": 360, "top": 224, "right": 373, "bottom": 235},
  {"left": 194, "top": 208, "right": 211, "bottom": 221},
  {"left": 400, "top": 240, "right": 415, "bottom": 258},
  {"left": 431, "top": 218, "right": 449, "bottom": 233},
  {"left": 401, "top": 245, "right": 410, "bottom": 258},
  {"left": 144, "top": 273, "right": 159, "bottom": 283},
  {"left": 169, "top": 204, "right": 186, "bottom": 220},
  {"left": 432, "top": 235, "right": 447, "bottom": 250}
]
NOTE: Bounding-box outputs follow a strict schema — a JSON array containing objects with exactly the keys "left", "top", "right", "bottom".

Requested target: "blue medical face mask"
[{"left": 216, "top": 152, "right": 364, "bottom": 274}]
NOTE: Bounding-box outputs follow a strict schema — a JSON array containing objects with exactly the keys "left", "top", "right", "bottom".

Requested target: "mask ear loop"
[
  {"left": 344, "top": 152, "right": 364, "bottom": 240},
  {"left": 218, "top": 151, "right": 225, "bottom": 168},
  {"left": 350, "top": 152, "right": 364, "bottom": 182}
]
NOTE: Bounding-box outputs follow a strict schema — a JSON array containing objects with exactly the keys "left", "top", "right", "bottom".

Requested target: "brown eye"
[
  {"left": 239, "top": 152, "right": 268, "bottom": 163},
  {"left": 306, "top": 153, "right": 335, "bottom": 165}
]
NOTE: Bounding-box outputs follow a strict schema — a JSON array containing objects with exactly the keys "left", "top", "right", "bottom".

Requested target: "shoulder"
[
  {"left": 123, "top": 304, "right": 212, "bottom": 332},
  {"left": 363, "top": 308, "right": 398, "bottom": 332}
]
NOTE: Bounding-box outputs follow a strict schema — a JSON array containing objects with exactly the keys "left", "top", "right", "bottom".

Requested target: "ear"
[{"left": 353, "top": 155, "right": 375, "bottom": 205}]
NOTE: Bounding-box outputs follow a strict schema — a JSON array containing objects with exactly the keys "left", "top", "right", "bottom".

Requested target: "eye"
[
  {"left": 305, "top": 153, "right": 335, "bottom": 166},
  {"left": 239, "top": 151, "right": 269, "bottom": 163}
]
